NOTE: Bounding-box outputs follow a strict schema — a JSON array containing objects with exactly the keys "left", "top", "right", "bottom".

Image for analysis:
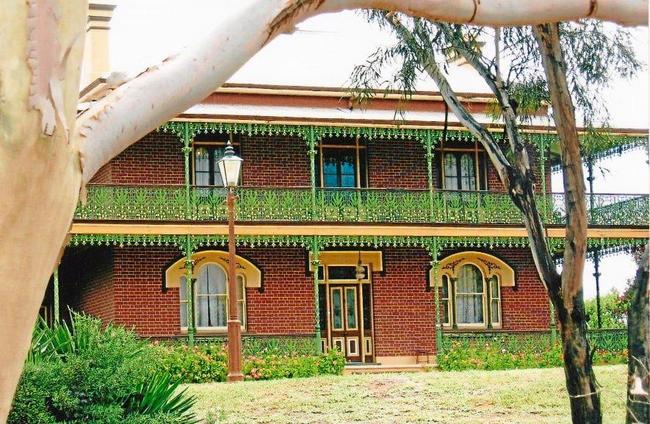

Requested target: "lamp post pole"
[{"left": 226, "top": 186, "right": 243, "bottom": 382}]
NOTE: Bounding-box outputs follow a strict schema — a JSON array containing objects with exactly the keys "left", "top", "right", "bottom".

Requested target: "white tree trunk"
[
  {"left": 1, "top": 0, "right": 647, "bottom": 420},
  {"left": 0, "top": 0, "right": 87, "bottom": 420}
]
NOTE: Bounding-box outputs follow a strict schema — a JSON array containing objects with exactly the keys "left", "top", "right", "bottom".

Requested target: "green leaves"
[{"left": 123, "top": 373, "right": 198, "bottom": 423}]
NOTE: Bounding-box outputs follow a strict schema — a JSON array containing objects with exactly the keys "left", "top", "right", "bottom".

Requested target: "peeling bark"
[{"left": 0, "top": 1, "right": 87, "bottom": 421}]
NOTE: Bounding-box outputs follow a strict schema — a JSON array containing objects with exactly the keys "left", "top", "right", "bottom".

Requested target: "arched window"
[
  {"left": 432, "top": 251, "right": 513, "bottom": 329},
  {"left": 456, "top": 264, "right": 484, "bottom": 325},
  {"left": 179, "top": 264, "right": 246, "bottom": 330}
]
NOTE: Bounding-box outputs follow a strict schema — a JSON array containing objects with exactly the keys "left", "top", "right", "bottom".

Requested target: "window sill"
[{"left": 180, "top": 328, "right": 247, "bottom": 336}]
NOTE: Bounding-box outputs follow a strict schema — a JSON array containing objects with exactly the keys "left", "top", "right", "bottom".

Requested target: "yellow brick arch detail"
[
  {"left": 432, "top": 251, "right": 515, "bottom": 287},
  {"left": 165, "top": 250, "right": 262, "bottom": 289}
]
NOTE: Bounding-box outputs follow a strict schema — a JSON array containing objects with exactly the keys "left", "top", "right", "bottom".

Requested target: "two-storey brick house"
[{"left": 40, "top": 80, "right": 647, "bottom": 366}]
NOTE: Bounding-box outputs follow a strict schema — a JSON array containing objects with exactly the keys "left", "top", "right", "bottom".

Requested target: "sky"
[{"left": 107, "top": 0, "right": 649, "bottom": 299}]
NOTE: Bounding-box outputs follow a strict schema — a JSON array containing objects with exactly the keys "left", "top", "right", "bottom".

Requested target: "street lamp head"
[{"left": 218, "top": 141, "right": 243, "bottom": 188}]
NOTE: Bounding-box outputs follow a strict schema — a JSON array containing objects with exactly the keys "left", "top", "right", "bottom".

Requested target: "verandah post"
[
  {"left": 428, "top": 239, "right": 443, "bottom": 353},
  {"left": 425, "top": 130, "right": 435, "bottom": 222},
  {"left": 182, "top": 122, "right": 192, "bottom": 219},
  {"left": 308, "top": 126, "right": 317, "bottom": 221},
  {"left": 182, "top": 122, "right": 197, "bottom": 346},
  {"left": 311, "top": 236, "right": 322, "bottom": 353},
  {"left": 185, "top": 235, "right": 196, "bottom": 347}
]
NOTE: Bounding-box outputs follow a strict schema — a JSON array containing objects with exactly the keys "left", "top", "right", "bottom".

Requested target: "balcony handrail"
[{"left": 83, "top": 183, "right": 649, "bottom": 198}]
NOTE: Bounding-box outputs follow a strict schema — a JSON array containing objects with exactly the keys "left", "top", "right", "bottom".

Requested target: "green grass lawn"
[{"left": 188, "top": 365, "right": 627, "bottom": 423}]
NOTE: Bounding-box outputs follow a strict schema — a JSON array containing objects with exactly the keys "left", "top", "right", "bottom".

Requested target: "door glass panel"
[
  {"left": 460, "top": 154, "right": 476, "bottom": 190},
  {"left": 331, "top": 288, "right": 343, "bottom": 330},
  {"left": 345, "top": 287, "right": 357, "bottom": 330},
  {"left": 195, "top": 147, "right": 210, "bottom": 186},
  {"left": 444, "top": 153, "right": 458, "bottom": 190},
  {"left": 362, "top": 284, "right": 372, "bottom": 330},
  {"left": 318, "top": 285, "right": 327, "bottom": 332},
  {"left": 328, "top": 266, "right": 358, "bottom": 280}
]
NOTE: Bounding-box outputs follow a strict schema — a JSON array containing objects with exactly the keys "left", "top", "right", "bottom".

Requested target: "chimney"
[{"left": 81, "top": 1, "right": 117, "bottom": 89}]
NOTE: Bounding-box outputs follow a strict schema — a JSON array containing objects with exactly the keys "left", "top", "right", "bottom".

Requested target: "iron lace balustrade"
[{"left": 75, "top": 184, "right": 649, "bottom": 227}]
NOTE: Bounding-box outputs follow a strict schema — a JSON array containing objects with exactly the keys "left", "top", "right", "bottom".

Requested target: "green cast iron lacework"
[
  {"left": 69, "top": 234, "right": 185, "bottom": 249},
  {"left": 440, "top": 328, "right": 627, "bottom": 353},
  {"left": 158, "top": 121, "right": 645, "bottom": 160},
  {"left": 75, "top": 185, "right": 649, "bottom": 228},
  {"left": 68, "top": 234, "right": 644, "bottom": 262}
]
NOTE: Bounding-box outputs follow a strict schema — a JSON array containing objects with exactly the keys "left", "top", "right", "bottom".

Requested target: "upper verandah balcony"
[{"left": 77, "top": 83, "right": 648, "bottom": 228}]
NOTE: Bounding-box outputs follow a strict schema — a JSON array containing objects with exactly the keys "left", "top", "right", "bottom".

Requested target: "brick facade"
[
  {"left": 240, "top": 136, "right": 310, "bottom": 187},
  {"left": 61, "top": 245, "right": 550, "bottom": 357},
  {"left": 367, "top": 140, "right": 428, "bottom": 189},
  {"left": 93, "top": 131, "right": 549, "bottom": 193},
  {"left": 371, "top": 248, "right": 436, "bottom": 357}
]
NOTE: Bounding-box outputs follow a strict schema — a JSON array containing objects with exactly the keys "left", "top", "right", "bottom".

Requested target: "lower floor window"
[
  {"left": 180, "top": 263, "right": 246, "bottom": 330},
  {"left": 441, "top": 263, "right": 501, "bottom": 328}
]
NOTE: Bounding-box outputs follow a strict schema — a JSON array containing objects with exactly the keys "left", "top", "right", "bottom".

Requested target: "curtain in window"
[
  {"left": 195, "top": 147, "right": 210, "bottom": 186},
  {"left": 444, "top": 153, "right": 459, "bottom": 190},
  {"left": 489, "top": 276, "right": 500, "bottom": 325},
  {"left": 211, "top": 147, "right": 225, "bottom": 187},
  {"left": 460, "top": 154, "right": 476, "bottom": 190},
  {"left": 455, "top": 264, "right": 484, "bottom": 324},
  {"left": 196, "top": 264, "right": 227, "bottom": 327}
]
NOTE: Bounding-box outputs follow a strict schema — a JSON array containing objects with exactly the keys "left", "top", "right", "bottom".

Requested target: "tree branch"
[
  {"left": 75, "top": 0, "right": 648, "bottom": 186},
  {"left": 533, "top": 23, "right": 588, "bottom": 307},
  {"left": 387, "top": 15, "right": 561, "bottom": 291}
]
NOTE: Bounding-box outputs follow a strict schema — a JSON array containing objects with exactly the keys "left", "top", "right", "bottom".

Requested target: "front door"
[{"left": 329, "top": 285, "right": 362, "bottom": 362}]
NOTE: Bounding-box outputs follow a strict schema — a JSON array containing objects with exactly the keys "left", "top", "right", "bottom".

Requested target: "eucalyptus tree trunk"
[
  {"left": 0, "top": 0, "right": 88, "bottom": 420},
  {"left": 533, "top": 23, "right": 600, "bottom": 423},
  {"left": 0, "top": 0, "right": 647, "bottom": 421},
  {"left": 627, "top": 245, "right": 649, "bottom": 423},
  {"left": 384, "top": 15, "right": 603, "bottom": 423}
]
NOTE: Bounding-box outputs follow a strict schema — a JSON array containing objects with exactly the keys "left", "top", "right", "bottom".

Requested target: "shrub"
[
  {"left": 9, "top": 314, "right": 197, "bottom": 423},
  {"left": 585, "top": 290, "right": 628, "bottom": 329},
  {"left": 154, "top": 343, "right": 228, "bottom": 383},
  {"left": 154, "top": 341, "right": 344, "bottom": 383},
  {"left": 437, "top": 333, "right": 627, "bottom": 371}
]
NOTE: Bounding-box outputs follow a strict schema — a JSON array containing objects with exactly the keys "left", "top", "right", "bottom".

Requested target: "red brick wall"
[
  {"left": 109, "top": 246, "right": 315, "bottom": 337},
  {"left": 241, "top": 135, "right": 310, "bottom": 187},
  {"left": 60, "top": 247, "right": 114, "bottom": 322},
  {"left": 238, "top": 247, "right": 315, "bottom": 334},
  {"left": 110, "top": 132, "right": 184, "bottom": 185},
  {"left": 371, "top": 248, "right": 436, "bottom": 357},
  {"left": 367, "top": 140, "right": 428, "bottom": 189},
  {"left": 113, "top": 246, "right": 181, "bottom": 337}
]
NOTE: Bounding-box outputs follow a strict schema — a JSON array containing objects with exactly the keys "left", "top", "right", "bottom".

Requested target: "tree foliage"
[{"left": 350, "top": 12, "right": 642, "bottom": 126}]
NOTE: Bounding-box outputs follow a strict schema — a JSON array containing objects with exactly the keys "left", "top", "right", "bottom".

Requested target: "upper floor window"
[
  {"left": 180, "top": 263, "right": 246, "bottom": 330},
  {"left": 444, "top": 153, "right": 477, "bottom": 191},
  {"left": 193, "top": 141, "right": 240, "bottom": 186},
  {"left": 439, "top": 140, "right": 487, "bottom": 190},
  {"left": 319, "top": 139, "right": 367, "bottom": 188}
]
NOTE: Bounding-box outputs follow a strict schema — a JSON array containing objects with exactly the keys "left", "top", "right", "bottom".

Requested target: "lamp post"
[{"left": 217, "top": 140, "right": 244, "bottom": 382}]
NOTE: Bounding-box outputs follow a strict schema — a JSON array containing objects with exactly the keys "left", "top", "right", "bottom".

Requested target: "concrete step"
[{"left": 343, "top": 363, "right": 437, "bottom": 374}]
